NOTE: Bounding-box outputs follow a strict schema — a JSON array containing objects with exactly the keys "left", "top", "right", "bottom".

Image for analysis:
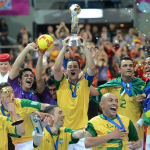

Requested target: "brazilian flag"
[
  {"left": 143, "top": 80, "right": 150, "bottom": 126},
  {"left": 91, "top": 77, "right": 145, "bottom": 104}
]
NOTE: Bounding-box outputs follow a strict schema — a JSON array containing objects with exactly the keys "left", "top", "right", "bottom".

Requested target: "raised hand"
[
  {"left": 26, "top": 42, "right": 38, "bottom": 51},
  {"left": 7, "top": 103, "right": 16, "bottom": 114},
  {"left": 62, "top": 37, "right": 70, "bottom": 48}
]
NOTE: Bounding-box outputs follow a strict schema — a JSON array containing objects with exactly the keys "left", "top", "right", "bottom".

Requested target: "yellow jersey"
[
  {"left": 0, "top": 116, "right": 20, "bottom": 150},
  {"left": 99, "top": 86, "right": 143, "bottom": 139},
  {"left": 33, "top": 127, "right": 79, "bottom": 150},
  {"left": 55, "top": 75, "right": 93, "bottom": 130},
  {"left": 87, "top": 114, "right": 139, "bottom": 150},
  {"left": 0, "top": 98, "right": 42, "bottom": 146}
]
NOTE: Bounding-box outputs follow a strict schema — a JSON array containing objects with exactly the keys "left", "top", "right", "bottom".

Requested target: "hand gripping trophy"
[
  {"left": 68, "top": 4, "right": 81, "bottom": 46},
  {"left": 30, "top": 111, "right": 54, "bottom": 136},
  {"left": 1, "top": 87, "right": 24, "bottom": 125}
]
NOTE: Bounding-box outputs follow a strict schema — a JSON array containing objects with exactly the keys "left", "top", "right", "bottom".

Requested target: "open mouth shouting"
[
  {"left": 71, "top": 71, "right": 75, "bottom": 76},
  {"left": 110, "top": 106, "right": 117, "bottom": 113},
  {"left": 26, "top": 79, "right": 32, "bottom": 87}
]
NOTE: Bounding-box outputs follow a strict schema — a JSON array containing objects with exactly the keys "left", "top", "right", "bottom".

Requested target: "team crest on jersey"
[
  {"left": 59, "top": 139, "right": 63, "bottom": 145},
  {"left": 17, "top": 114, "right": 19, "bottom": 117},
  {"left": 30, "top": 101, "right": 39, "bottom": 105}
]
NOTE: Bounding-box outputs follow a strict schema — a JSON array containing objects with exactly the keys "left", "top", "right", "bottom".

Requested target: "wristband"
[{"left": 136, "top": 118, "right": 144, "bottom": 127}]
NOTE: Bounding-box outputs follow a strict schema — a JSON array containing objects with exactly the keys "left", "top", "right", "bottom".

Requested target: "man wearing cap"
[{"left": 0, "top": 53, "right": 10, "bottom": 83}]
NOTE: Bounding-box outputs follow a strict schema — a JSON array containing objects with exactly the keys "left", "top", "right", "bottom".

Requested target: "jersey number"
[{"left": 120, "top": 99, "right": 126, "bottom": 108}]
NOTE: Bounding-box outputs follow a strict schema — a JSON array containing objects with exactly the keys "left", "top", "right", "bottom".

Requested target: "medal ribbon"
[
  {"left": 143, "top": 80, "right": 150, "bottom": 95},
  {"left": 121, "top": 79, "right": 132, "bottom": 97},
  {"left": 22, "top": 88, "right": 33, "bottom": 100},
  {"left": 46, "top": 126, "right": 60, "bottom": 150},
  {"left": 1, "top": 105, "right": 10, "bottom": 117},
  {"left": 69, "top": 80, "right": 79, "bottom": 98},
  {"left": 103, "top": 114, "right": 126, "bottom": 132}
]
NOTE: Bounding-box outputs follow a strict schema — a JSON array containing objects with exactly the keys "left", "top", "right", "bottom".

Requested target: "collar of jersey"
[
  {"left": 100, "top": 114, "right": 117, "bottom": 120},
  {"left": 46, "top": 127, "right": 59, "bottom": 136}
]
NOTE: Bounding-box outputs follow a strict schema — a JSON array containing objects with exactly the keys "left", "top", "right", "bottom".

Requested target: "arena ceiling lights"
[{"left": 78, "top": 9, "right": 103, "bottom": 18}]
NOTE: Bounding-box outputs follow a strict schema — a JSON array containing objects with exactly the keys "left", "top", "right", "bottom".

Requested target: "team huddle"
[{"left": 0, "top": 36, "right": 150, "bottom": 150}]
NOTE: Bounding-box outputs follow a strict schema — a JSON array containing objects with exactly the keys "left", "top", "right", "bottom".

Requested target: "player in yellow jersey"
[
  {"left": 136, "top": 56, "right": 150, "bottom": 150},
  {"left": 90, "top": 56, "right": 145, "bottom": 150},
  {"left": 0, "top": 103, "right": 25, "bottom": 150},
  {"left": 85, "top": 93, "right": 141, "bottom": 150},
  {"left": 33, "top": 105, "right": 85, "bottom": 150},
  {"left": 0, "top": 82, "right": 50, "bottom": 150},
  {"left": 54, "top": 36, "right": 95, "bottom": 150}
]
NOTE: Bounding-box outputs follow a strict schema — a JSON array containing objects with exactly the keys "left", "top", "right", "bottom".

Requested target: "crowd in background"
[{"left": 0, "top": 17, "right": 149, "bottom": 87}]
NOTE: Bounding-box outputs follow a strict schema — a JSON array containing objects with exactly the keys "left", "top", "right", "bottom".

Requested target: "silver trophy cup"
[{"left": 68, "top": 4, "right": 81, "bottom": 47}]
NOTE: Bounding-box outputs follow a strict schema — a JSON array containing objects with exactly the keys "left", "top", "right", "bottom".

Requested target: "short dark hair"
[
  {"left": 18, "top": 68, "right": 33, "bottom": 78},
  {"left": 66, "top": 58, "right": 80, "bottom": 69},
  {"left": 43, "top": 105, "right": 58, "bottom": 115},
  {"left": 47, "top": 75, "right": 55, "bottom": 86},
  {"left": 118, "top": 56, "right": 134, "bottom": 68},
  {"left": 0, "top": 82, "right": 11, "bottom": 90}
]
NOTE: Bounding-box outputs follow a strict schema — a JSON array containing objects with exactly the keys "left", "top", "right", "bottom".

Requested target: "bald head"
[
  {"left": 100, "top": 93, "right": 118, "bottom": 118},
  {"left": 101, "top": 93, "right": 117, "bottom": 103}
]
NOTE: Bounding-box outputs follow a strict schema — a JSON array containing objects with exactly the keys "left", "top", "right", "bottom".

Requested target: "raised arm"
[
  {"left": 9, "top": 43, "right": 37, "bottom": 80},
  {"left": 7, "top": 103, "right": 25, "bottom": 136},
  {"left": 80, "top": 38, "right": 95, "bottom": 76},
  {"left": 54, "top": 37, "right": 69, "bottom": 81},
  {"left": 36, "top": 51, "right": 45, "bottom": 94}
]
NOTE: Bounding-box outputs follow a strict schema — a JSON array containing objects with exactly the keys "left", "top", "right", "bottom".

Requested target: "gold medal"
[
  {"left": 129, "top": 97, "right": 133, "bottom": 101},
  {"left": 142, "top": 93, "right": 146, "bottom": 97},
  {"left": 72, "top": 97, "right": 75, "bottom": 102}
]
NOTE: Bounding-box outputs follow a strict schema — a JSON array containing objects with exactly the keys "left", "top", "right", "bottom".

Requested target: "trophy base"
[
  {"left": 12, "top": 120, "right": 24, "bottom": 126},
  {"left": 68, "top": 36, "right": 81, "bottom": 47}
]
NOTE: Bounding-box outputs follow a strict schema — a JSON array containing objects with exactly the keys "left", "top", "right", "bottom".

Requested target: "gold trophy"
[
  {"left": 1, "top": 87, "right": 23, "bottom": 126},
  {"left": 68, "top": 4, "right": 81, "bottom": 46}
]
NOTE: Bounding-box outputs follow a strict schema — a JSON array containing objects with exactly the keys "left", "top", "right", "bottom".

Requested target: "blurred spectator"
[
  {"left": 80, "top": 31, "right": 92, "bottom": 47},
  {"left": 103, "top": 40, "right": 115, "bottom": 66},
  {"left": 49, "top": 42, "right": 60, "bottom": 62},
  {"left": 47, "top": 25, "right": 54, "bottom": 35},
  {"left": 21, "top": 33, "right": 30, "bottom": 48},
  {"left": 95, "top": 45, "right": 108, "bottom": 86},
  {"left": 109, "top": 23, "right": 116, "bottom": 42},
  {"left": 17, "top": 26, "right": 31, "bottom": 44},
  {"left": 0, "top": 18, "right": 8, "bottom": 33},
  {"left": 91, "top": 25, "right": 100, "bottom": 44},
  {"left": 55, "top": 22, "right": 69, "bottom": 39},
  {"left": 130, "top": 39, "right": 142, "bottom": 59},
  {"left": 97, "top": 32, "right": 110, "bottom": 46},
  {"left": 101, "top": 26, "right": 110, "bottom": 38},
  {"left": 0, "top": 28, "right": 11, "bottom": 53},
  {"left": 124, "top": 28, "right": 135, "bottom": 48}
]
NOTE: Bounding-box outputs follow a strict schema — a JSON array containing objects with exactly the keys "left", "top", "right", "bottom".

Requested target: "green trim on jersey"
[
  {"left": 64, "top": 127, "right": 79, "bottom": 144},
  {"left": 8, "top": 126, "right": 21, "bottom": 138},
  {"left": 128, "top": 120, "right": 139, "bottom": 141},
  {"left": 100, "top": 114, "right": 117, "bottom": 120},
  {"left": 86, "top": 122, "right": 97, "bottom": 137},
  {"left": 6, "top": 117, "right": 12, "bottom": 122},
  {"left": 21, "top": 99, "right": 41, "bottom": 111},
  {"left": 54, "top": 75, "right": 65, "bottom": 90}
]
